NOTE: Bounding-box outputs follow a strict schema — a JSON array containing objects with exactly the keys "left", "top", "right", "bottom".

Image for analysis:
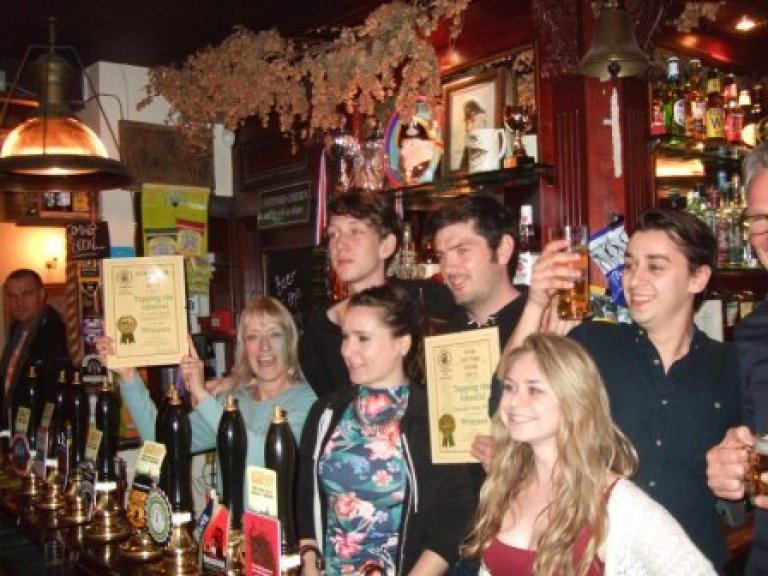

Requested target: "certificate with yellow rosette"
[
  {"left": 103, "top": 255, "right": 188, "bottom": 368},
  {"left": 424, "top": 327, "right": 499, "bottom": 464}
]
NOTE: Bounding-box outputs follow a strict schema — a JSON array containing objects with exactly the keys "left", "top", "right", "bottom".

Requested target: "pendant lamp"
[
  {"left": 0, "top": 18, "right": 134, "bottom": 193},
  {"left": 578, "top": 0, "right": 648, "bottom": 81}
]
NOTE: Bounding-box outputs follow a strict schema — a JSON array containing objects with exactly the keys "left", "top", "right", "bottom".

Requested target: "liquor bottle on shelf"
[
  {"left": 663, "top": 57, "right": 685, "bottom": 138},
  {"left": 513, "top": 204, "right": 540, "bottom": 286},
  {"left": 705, "top": 68, "right": 726, "bottom": 142},
  {"left": 417, "top": 238, "right": 441, "bottom": 280},
  {"left": 725, "top": 75, "right": 744, "bottom": 144},
  {"left": 743, "top": 83, "right": 764, "bottom": 146},
  {"left": 394, "top": 222, "right": 417, "bottom": 280},
  {"left": 650, "top": 79, "right": 667, "bottom": 136},
  {"left": 685, "top": 58, "right": 706, "bottom": 140}
]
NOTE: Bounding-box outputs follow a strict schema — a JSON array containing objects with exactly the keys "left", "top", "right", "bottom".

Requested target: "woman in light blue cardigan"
[{"left": 97, "top": 296, "right": 316, "bottom": 505}]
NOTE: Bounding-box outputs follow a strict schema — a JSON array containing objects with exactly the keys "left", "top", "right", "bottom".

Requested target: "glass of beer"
[
  {"left": 549, "top": 225, "right": 590, "bottom": 321},
  {"left": 749, "top": 435, "right": 768, "bottom": 500}
]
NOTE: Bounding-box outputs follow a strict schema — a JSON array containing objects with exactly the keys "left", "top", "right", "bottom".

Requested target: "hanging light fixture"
[
  {"left": 0, "top": 18, "right": 134, "bottom": 193},
  {"left": 578, "top": 0, "right": 648, "bottom": 81}
]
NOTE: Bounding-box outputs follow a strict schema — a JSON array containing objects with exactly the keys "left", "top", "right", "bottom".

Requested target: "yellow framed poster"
[
  {"left": 103, "top": 255, "right": 188, "bottom": 368},
  {"left": 424, "top": 326, "right": 499, "bottom": 464}
]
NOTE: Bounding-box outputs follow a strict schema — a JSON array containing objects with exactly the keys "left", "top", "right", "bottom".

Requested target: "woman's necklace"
[{"left": 353, "top": 385, "right": 409, "bottom": 437}]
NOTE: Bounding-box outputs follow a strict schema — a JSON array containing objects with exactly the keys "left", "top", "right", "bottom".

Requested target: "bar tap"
[
  {"left": 66, "top": 371, "right": 89, "bottom": 469},
  {"left": 160, "top": 387, "right": 198, "bottom": 575},
  {"left": 60, "top": 370, "right": 92, "bottom": 526},
  {"left": 84, "top": 374, "right": 131, "bottom": 543},
  {"left": 217, "top": 394, "right": 246, "bottom": 574},
  {"left": 5, "top": 366, "right": 44, "bottom": 510},
  {"left": 264, "top": 405, "right": 298, "bottom": 552}
]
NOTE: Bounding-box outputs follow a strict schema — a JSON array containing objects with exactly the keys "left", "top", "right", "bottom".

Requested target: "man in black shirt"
[{"left": 299, "top": 189, "right": 455, "bottom": 397}]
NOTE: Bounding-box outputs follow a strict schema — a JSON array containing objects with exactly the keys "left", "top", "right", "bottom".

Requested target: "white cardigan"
[
  {"left": 479, "top": 478, "right": 716, "bottom": 576},
  {"left": 603, "top": 478, "right": 716, "bottom": 575}
]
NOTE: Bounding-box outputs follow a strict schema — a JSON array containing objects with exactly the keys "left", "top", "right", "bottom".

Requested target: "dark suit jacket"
[{"left": 0, "top": 305, "right": 72, "bottom": 430}]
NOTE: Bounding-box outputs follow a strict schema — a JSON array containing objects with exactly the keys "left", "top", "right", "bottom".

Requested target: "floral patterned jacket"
[{"left": 297, "top": 385, "right": 477, "bottom": 574}]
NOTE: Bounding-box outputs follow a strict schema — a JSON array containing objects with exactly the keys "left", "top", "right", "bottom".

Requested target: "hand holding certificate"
[
  {"left": 103, "top": 255, "right": 188, "bottom": 368},
  {"left": 424, "top": 327, "right": 500, "bottom": 464}
]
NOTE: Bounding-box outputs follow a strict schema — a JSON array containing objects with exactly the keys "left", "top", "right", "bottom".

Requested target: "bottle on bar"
[
  {"left": 217, "top": 394, "right": 247, "bottom": 530},
  {"left": 265, "top": 405, "right": 298, "bottom": 552},
  {"left": 705, "top": 68, "right": 726, "bottom": 142}
]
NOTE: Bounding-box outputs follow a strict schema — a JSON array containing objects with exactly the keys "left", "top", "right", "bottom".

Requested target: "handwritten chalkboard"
[
  {"left": 66, "top": 221, "right": 111, "bottom": 261},
  {"left": 264, "top": 247, "right": 315, "bottom": 332}
]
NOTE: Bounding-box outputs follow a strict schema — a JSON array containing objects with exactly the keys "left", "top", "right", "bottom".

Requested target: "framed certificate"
[
  {"left": 103, "top": 255, "right": 188, "bottom": 368},
  {"left": 424, "top": 327, "right": 500, "bottom": 464}
]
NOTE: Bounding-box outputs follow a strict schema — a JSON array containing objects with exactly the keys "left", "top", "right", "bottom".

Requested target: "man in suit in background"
[
  {"left": 706, "top": 140, "right": 768, "bottom": 575},
  {"left": 0, "top": 268, "right": 71, "bottom": 430}
]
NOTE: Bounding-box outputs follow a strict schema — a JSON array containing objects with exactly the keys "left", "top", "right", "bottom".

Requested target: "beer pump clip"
[{"left": 119, "top": 440, "right": 166, "bottom": 561}]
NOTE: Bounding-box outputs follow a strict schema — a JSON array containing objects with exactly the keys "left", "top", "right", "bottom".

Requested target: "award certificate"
[
  {"left": 424, "top": 327, "right": 499, "bottom": 464},
  {"left": 103, "top": 255, "right": 188, "bottom": 368}
]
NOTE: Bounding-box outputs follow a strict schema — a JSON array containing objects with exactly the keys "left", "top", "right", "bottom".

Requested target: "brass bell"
[{"left": 578, "top": 0, "right": 648, "bottom": 81}]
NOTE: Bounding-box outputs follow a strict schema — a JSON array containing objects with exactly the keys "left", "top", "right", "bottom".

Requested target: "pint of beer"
[
  {"left": 749, "top": 435, "right": 768, "bottom": 499},
  {"left": 550, "top": 225, "right": 590, "bottom": 321}
]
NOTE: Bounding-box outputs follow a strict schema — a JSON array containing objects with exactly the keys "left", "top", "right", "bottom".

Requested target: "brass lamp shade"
[
  {"left": 0, "top": 21, "right": 134, "bottom": 193},
  {"left": 578, "top": 0, "right": 648, "bottom": 81}
]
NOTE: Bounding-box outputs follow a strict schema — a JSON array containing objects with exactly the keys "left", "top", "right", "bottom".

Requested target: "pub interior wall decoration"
[
  {"left": 138, "top": 0, "right": 473, "bottom": 151},
  {"left": 140, "top": 183, "right": 211, "bottom": 296},
  {"left": 119, "top": 121, "right": 214, "bottom": 188}
]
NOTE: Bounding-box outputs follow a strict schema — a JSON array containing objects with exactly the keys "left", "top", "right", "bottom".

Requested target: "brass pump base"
[
  {"left": 161, "top": 519, "right": 199, "bottom": 575},
  {"left": 60, "top": 472, "right": 91, "bottom": 526},
  {"left": 84, "top": 483, "right": 131, "bottom": 543},
  {"left": 119, "top": 528, "right": 164, "bottom": 562}
]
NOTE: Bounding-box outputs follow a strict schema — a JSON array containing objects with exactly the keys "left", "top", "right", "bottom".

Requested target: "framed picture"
[{"left": 442, "top": 68, "right": 505, "bottom": 177}]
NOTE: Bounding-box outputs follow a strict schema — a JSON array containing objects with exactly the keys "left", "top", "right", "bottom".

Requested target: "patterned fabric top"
[{"left": 319, "top": 385, "right": 410, "bottom": 575}]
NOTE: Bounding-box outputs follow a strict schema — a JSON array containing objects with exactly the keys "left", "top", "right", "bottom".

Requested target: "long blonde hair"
[
  {"left": 462, "top": 334, "right": 637, "bottom": 576},
  {"left": 230, "top": 297, "right": 304, "bottom": 390}
]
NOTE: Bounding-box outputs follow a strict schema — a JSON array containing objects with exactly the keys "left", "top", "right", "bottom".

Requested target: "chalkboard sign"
[
  {"left": 66, "top": 221, "right": 111, "bottom": 261},
  {"left": 264, "top": 247, "right": 315, "bottom": 333}
]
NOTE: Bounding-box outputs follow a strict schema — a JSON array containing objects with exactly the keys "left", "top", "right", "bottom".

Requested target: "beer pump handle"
[
  {"left": 216, "top": 394, "right": 247, "bottom": 530},
  {"left": 162, "top": 387, "right": 193, "bottom": 512}
]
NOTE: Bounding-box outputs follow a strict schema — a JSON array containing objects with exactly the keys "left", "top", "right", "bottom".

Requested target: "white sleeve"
[{"left": 605, "top": 480, "right": 717, "bottom": 576}]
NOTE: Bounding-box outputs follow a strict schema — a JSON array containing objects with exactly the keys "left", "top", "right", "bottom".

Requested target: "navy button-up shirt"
[{"left": 569, "top": 321, "right": 741, "bottom": 569}]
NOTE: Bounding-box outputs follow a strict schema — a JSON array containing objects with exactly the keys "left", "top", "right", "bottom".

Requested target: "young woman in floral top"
[{"left": 297, "top": 284, "right": 475, "bottom": 575}]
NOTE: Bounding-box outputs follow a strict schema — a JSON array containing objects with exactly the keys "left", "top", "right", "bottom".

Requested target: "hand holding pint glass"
[
  {"left": 749, "top": 435, "right": 768, "bottom": 502},
  {"left": 549, "top": 225, "right": 590, "bottom": 321}
]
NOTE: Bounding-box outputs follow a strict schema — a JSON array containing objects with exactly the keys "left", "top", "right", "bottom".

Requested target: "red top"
[{"left": 482, "top": 526, "right": 604, "bottom": 575}]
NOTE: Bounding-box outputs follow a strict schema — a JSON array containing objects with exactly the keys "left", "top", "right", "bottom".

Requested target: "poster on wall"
[{"left": 141, "top": 183, "right": 211, "bottom": 296}]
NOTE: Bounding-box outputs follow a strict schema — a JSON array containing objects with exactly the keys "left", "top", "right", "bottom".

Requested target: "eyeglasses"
[{"left": 743, "top": 213, "right": 768, "bottom": 234}]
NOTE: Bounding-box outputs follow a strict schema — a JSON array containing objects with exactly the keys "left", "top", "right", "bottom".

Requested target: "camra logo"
[
  {"left": 117, "top": 269, "right": 132, "bottom": 285},
  {"left": 438, "top": 348, "right": 452, "bottom": 369}
]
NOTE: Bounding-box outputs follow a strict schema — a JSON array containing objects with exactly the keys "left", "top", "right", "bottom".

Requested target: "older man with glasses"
[{"left": 706, "top": 140, "right": 768, "bottom": 575}]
